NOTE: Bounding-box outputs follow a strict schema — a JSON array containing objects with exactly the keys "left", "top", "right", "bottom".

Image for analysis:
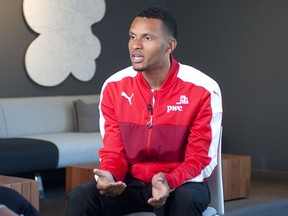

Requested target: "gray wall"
[
  {"left": 1, "top": 0, "right": 288, "bottom": 173},
  {"left": 168, "top": 1, "right": 288, "bottom": 172}
]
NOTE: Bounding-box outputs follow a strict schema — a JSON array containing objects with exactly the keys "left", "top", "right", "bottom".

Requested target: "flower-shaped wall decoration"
[{"left": 23, "top": 0, "right": 106, "bottom": 87}]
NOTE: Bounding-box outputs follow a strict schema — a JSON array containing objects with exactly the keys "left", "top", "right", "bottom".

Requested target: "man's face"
[{"left": 128, "top": 17, "right": 171, "bottom": 72}]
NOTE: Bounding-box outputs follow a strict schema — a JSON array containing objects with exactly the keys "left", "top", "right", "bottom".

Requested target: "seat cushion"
[
  {"left": 23, "top": 132, "right": 102, "bottom": 168},
  {"left": 202, "top": 206, "right": 218, "bottom": 216}
]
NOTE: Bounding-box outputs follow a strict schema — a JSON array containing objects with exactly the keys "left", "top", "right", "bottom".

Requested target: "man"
[{"left": 67, "top": 6, "right": 222, "bottom": 216}]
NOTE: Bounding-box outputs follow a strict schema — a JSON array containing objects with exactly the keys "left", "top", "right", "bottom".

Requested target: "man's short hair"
[{"left": 136, "top": 6, "right": 178, "bottom": 39}]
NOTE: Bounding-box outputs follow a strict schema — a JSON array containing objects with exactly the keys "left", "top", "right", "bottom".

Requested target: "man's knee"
[
  {"left": 171, "top": 186, "right": 201, "bottom": 206},
  {"left": 166, "top": 182, "right": 210, "bottom": 215},
  {"left": 67, "top": 180, "right": 98, "bottom": 205},
  {"left": 68, "top": 183, "right": 87, "bottom": 201},
  {"left": 66, "top": 180, "right": 101, "bottom": 216}
]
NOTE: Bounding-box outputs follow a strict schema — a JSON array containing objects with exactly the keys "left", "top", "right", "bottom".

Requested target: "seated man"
[{"left": 67, "top": 6, "right": 222, "bottom": 216}]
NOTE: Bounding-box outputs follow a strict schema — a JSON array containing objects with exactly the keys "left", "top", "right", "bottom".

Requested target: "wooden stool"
[
  {"left": 66, "top": 162, "right": 99, "bottom": 194},
  {"left": 0, "top": 175, "right": 39, "bottom": 210},
  {"left": 222, "top": 154, "right": 251, "bottom": 200}
]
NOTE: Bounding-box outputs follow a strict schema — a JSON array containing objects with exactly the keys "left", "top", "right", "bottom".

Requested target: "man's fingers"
[
  {"left": 103, "top": 185, "right": 126, "bottom": 197},
  {"left": 148, "top": 173, "right": 170, "bottom": 208},
  {"left": 98, "top": 182, "right": 127, "bottom": 197},
  {"left": 147, "top": 197, "right": 166, "bottom": 208},
  {"left": 93, "top": 168, "right": 127, "bottom": 197}
]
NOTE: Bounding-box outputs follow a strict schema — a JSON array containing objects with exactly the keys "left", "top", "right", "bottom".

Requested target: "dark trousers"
[
  {"left": 0, "top": 186, "right": 40, "bottom": 216},
  {"left": 66, "top": 176, "right": 210, "bottom": 216}
]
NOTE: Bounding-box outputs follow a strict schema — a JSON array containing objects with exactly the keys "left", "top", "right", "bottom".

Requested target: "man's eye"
[
  {"left": 130, "top": 35, "right": 136, "bottom": 40},
  {"left": 144, "top": 36, "right": 152, "bottom": 41}
]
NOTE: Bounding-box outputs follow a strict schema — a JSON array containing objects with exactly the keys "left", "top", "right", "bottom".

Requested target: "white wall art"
[{"left": 23, "top": 0, "right": 106, "bottom": 87}]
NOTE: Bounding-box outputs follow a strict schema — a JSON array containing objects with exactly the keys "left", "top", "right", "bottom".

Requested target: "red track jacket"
[{"left": 98, "top": 57, "right": 222, "bottom": 189}]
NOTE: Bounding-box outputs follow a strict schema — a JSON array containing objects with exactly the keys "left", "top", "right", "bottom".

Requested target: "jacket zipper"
[{"left": 146, "top": 89, "right": 154, "bottom": 154}]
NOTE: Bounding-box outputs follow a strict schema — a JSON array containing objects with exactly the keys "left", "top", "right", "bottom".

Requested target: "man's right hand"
[
  {"left": 148, "top": 172, "right": 170, "bottom": 208},
  {"left": 93, "top": 169, "right": 127, "bottom": 197}
]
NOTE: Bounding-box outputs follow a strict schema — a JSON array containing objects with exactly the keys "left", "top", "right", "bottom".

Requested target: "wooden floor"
[{"left": 39, "top": 169, "right": 288, "bottom": 216}]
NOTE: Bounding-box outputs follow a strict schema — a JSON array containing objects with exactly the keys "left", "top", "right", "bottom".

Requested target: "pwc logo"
[{"left": 167, "top": 95, "right": 189, "bottom": 113}]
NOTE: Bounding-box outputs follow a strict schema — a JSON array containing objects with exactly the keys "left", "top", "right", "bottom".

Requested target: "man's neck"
[
  {"left": 142, "top": 71, "right": 168, "bottom": 90},
  {"left": 142, "top": 61, "right": 171, "bottom": 90}
]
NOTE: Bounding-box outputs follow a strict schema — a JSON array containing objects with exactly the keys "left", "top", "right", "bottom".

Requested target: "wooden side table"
[
  {"left": 66, "top": 162, "right": 99, "bottom": 194},
  {"left": 222, "top": 154, "right": 251, "bottom": 200},
  {"left": 0, "top": 175, "right": 39, "bottom": 210}
]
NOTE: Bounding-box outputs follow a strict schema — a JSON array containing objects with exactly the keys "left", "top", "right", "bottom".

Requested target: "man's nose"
[{"left": 132, "top": 39, "right": 142, "bottom": 49}]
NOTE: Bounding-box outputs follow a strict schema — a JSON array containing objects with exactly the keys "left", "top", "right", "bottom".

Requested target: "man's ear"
[{"left": 168, "top": 38, "right": 177, "bottom": 54}]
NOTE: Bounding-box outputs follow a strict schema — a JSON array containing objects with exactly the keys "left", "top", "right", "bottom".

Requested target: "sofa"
[{"left": 0, "top": 95, "right": 103, "bottom": 177}]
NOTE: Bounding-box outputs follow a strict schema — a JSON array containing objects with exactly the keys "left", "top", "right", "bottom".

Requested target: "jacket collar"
[{"left": 137, "top": 55, "right": 180, "bottom": 91}]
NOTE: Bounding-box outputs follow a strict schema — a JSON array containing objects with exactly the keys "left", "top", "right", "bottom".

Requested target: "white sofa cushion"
[{"left": 23, "top": 132, "right": 103, "bottom": 168}]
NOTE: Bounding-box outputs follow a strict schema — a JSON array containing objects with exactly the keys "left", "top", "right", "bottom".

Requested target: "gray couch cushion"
[
  {"left": 0, "top": 138, "right": 58, "bottom": 175},
  {"left": 75, "top": 100, "right": 99, "bottom": 132},
  {"left": 0, "top": 105, "right": 6, "bottom": 137}
]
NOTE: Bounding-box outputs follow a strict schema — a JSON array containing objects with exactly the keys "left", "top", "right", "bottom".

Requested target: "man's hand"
[
  {"left": 148, "top": 172, "right": 170, "bottom": 208},
  {"left": 93, "top": 169, "right": 126, "bottom": 197}
]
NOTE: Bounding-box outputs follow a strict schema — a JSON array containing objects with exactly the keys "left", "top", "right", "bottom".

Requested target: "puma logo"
[{"left": 121, "top": 92, "right": 134, "bottom": 105}]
